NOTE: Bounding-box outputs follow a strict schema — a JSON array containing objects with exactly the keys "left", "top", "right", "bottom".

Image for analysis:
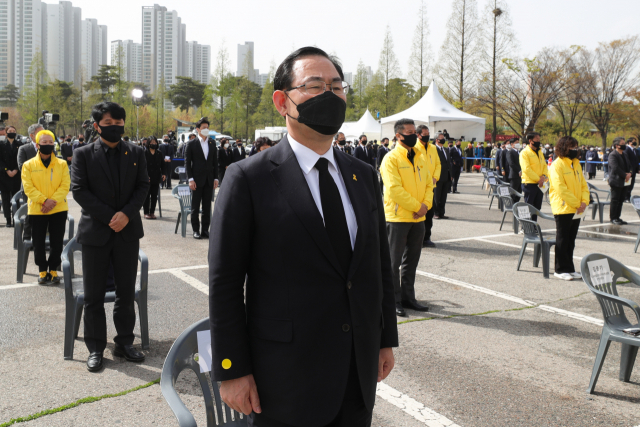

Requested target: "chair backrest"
[
  {"left": 487, "top": 171, "right": 495, "bottom": 177},
  {"left": 161, "top": 318, "right": 245, "bottom": 426},
  {"left": 581, "top": 253, "right": 640, "bottom": 327},
  {"left": 590, "top": 191, "right": 600, "bottom": 205},
  {"left": 172, "top": 185, "right": 192, "bottom": 210},
  {"left": 175, "top": 166, "right": 187, "bottom": 183},
  {"left": 14, "top": 203, "right": 27, "bottom": 224},
  {"left": 631, "top": 195, "right": 640, "bottom": 218},
  {"left": 488, "top": 176, "right": 499, "bottom": 194},
  {"left": 512, "top": 202, "right": 543, "bottom": 237},
  {"left": 498, "top": 185, "right": 514, "bottom": 211}
]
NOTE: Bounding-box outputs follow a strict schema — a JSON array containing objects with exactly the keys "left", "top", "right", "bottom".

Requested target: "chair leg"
[
  {"left": 542, "top": 243, "right": 551, "bottom": 279},
  {"left": 23, "top": 248, "right": 30, "bottom": 273},
  {"left": 513, "top": 215, "right": 519, "bottom": 235},
  {"left": 591, "top": 204, "right": 597, "bottom": 220},
  {"left": 635, "top": 230, "right": 640, "bottom": 253},
  {"left": 587, "top": 332, "right": 612, "bottom": 394},
  {"left": 517, "top": 242, "right": 527, "bottom": 271},
  {"left": 598, "top": 204, "right": 604, "bottom": 224},
  {"left": 64, "top": 299, "right": 77, "bottom": 360},
  {"left": 533, "top": 244, "right": 541, "bottom": 268},
  {"left": 619, "top": 344, "right": 638, "bottom": 382},
  {"left": 174, "top": 212, "right": 181, "bottom": 234},
  {"left": 500, "top": 211, "right": 507, "bottom": 231},
  {"left": 73, "top": 302, "right": 83, "bottom": 339},
  {"left": 16, "top": 245, "right": 23, "bottom": 283},
  {"left": 182, "top": 211, "right": 187, "bottom": 238},
  {"left": 489, "top": 195, "right": 494, "bottom": 210},
  {"left": 137, "top": 293, "right": 150, "bottom": 350}
]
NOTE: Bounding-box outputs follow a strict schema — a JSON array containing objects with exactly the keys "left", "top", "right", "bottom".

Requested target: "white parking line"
[
  {"left": 169, "top": 269, "right": 209, "bottom": 295},
  {"left": 377, "top": 382, "right": 460, "bottom": 426},
  {"left": 576, "top": 229, "right": 636, "bottom": 240},
  {"left": 0, "top": 283, "right": 38, "bottom": 290}
]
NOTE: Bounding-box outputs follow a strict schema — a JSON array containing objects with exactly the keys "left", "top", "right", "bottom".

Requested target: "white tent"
[
  {"left": 380, "top": 81, "right": 485, "bottom": 142},
  {"left": 339, "top": 109, "right": 381, "bottom": 141}
]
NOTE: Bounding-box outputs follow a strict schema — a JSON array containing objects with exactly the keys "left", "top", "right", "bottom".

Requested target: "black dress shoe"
[
  {"left": 440, "top": 215, "right": 449, "bottom": 219},
  {"left": 6, "top": 222, "right": 13, "bottom": 228},
  {"left": 87, "top": 352, "right": 104, "bottom": 372},
  {"left": 113, "top": 344, "right": 145, "bottom": 362},
  {"left": 453, "top": 191, "right": 460, "bottom": 194},
  {"left": 395, "top": 304, "right": 407, "bottom": 317},
  {"left": 422, "top": 240, "right": 436, "bottom": 248},
  {"left": 193, "top": 232, "right": 201, "bottom": 239},
  {"left": 201, "top": 231, "right": 210, "bottom": 238},
  {"left": 402, "top": 300, "right": 430, "bottom": 312}
]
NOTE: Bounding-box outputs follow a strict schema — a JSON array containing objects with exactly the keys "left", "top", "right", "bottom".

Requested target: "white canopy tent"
[
  {"left": 380, "top": 81, "right": 485, "bottom": 142},
  {"left": 339, "top": 109, "right": 381, "bottom": 141}
]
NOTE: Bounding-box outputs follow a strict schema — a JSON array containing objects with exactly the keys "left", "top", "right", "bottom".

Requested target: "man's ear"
[
  {"left": 273, "top": 91, "right": 288, "bottom": 117},
  {"left": 93, "top": 122, "right": 101, "bottom": 134}
]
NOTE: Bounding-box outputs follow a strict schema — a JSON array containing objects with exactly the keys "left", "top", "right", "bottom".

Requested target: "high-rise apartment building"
[
  {"left": 237, "top": 41, "right": 259, "bottom": 83},
  {"left": 43, "top": 1, "right": 81, "bottom": 82},
  {"left": 185, "top": 41, "right": 210, "bottom": 85},
  {"left": 80, "top": 18, "right": 107, "bottom": 84},
  {"left": 111, "top": 39, "right": 142, "bottom": 84}
]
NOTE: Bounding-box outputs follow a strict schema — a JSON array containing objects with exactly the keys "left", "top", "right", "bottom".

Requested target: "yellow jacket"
[
  {"left": 415, "top": 141, "right": 441, "bottom": 181},
  {"left": 380, "top": 144, "right": 434, "bottom": 223},
  {"left": 519, "top": 146, "right": 548, "bottom": 184},
  {"left": 21, "top": 154, "right": 70, "bottom": 215},
  {"left": 549, "top": 157, "right": 589, "bottom": 215}
]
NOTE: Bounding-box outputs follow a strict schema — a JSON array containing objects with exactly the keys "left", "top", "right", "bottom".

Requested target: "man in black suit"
[
  {"left": 230, "top": 139, "right": 247, "bottom": 164},
  {"left": 345, "top": 141, "right": 353, "bottom": 155},
  {"left": 70, "top": 102, "right": 150, "bottom": 372},
  {"left": 501, "top": 139, "right": 512, "bottom": 183},
  {"left": 623, "top": 139, "right": 638, "bottom": 202},
  {"left": 449, "top": 140, "right": 463, "bottom": 193},
  {"left": 335, "top": 132, "right": 349, "bottom": 154},
  {"left": 609, "top": 137, "right": 632, "bottom": 224},
  {"left": 159, "top": 135, "right": 175, "bottom": 189},
  {"left": 506, "top": 142, "right": 522, "bottom": 202},
  {"left": 433, "top": 134, "right": 451, "bottom": 219},
  {"left": 210, "top": 46, "right": 397, "bottom": 427},
  {"left": 377, "top": 137, "right": 390, "bottom": 169},
  {"left": 495, "top": 143, "right": 503, "bottom": 177},
  {"left": 60, "top": 137, "right": 74, "bottom": 166},
  {"left": 354, "top": 134, "right": 369, "bottom": 163},
  {"left": 185, "top": 118, "right": 219, "bottom": 239},
  {"left": 217, "top": 137, "right": 231, "bottom": 184},
  {"left": 0, "top": 124, "right": 23, "bottom": 227}
]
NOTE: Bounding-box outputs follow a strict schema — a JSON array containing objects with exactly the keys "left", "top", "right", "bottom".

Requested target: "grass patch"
[{"left": 0, "top": 378, "right": 160, "bottom": 427}]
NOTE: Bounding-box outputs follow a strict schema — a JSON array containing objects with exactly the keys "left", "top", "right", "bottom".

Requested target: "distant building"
[
  {"left": 343, "top": 72, "right": 353, "bottom": 87},
  {"left": 237, "top": 41, "right": 258, "bottom": 83},
  {"left": 43, "top": 1, "right": 81, "bottom": 83},
  {"left": 80, "top": 19, "right": 107, "bottom": 84},
  {"left": 257, "top": 73, "right": 269, "bottom": 88},
  {"left": 185, "top": 41, "right": 211, "bottom": 85},
  {"left": 111, "top": 40, "right": 142, "bottom": 83}
]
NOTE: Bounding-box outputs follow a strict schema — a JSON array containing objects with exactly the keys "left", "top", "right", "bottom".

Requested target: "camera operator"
[{"left": 0, "top": 124, "right": 24, "bottom": 227}]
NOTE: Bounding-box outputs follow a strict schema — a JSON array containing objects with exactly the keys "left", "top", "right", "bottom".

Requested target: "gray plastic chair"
[
  {"left": 172, "top": 185, "right": 192, "bottom": 238},
  {"left": 11, "top": 190, "right": 26, "bottom": 249},
  {"left": 157, "top": 184, "right": 163, "bottom": 218},
  {"left": 481, "top": 167, "right": 488, "bottom": 188},
  {"left": 14, "top": 204, "right": 75, "bottom": 283},
  {"left": 498, "top": 185, "right": 523, "bottom": 234},
  {"left": 61, "top": 237, "right": 149, "bottom": 360},
  {"left": 161, "top": 318, "right": 246, "bottom": 426},
  {"left": 587, "top": 182, "right": 611, "bottom": 201},
  {"left": 487, "top": 178, "right": 502, "bottom": 210},
  {"left": 588, "top": 191, "right": 610, "bottom": 224},
  {"left": 176, "top": 166, "right": 188, "bottom": 185},
  {"left": 631, "top": 196, "right": 640, "bottom": 253},
  {"left": 512, "top": 202, "right": 556, "bottom": 279},
  {"left": 581, "top": 253, "right": 640, "bottom": 394}
]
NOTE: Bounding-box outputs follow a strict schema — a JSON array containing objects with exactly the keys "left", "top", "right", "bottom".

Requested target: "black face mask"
[
  {"left": 150, "top": 144, "right": 158, "bottom": 149},
  {"left": 419, "top": 134, "right": 430, "bottom": 142},
  {"left": 568, "top": 149, "right": 578, "bottom": 159},
  {"left": 98, "top": 124, "right": 125, "bottom": 143},
  {"left": 39, "top": 145, "right": 55, "bottom": 155},
  {"left": 7, "top": 132, "right": 16, "bottom": 139},
  {"left": 532, "top": 140, "right": 541, "bottom": 149},
  {"left": 456, "top": 144, "right": 461, "bottom": 148},
  {"left": 287, "top": 91, "right": 346, "bottom": 136},
  {"left": 362, "top": 140, "right": 367, "bottom": 144},
  {"left": 619, "top": 145, "right": 627, "bottom": 151},
  {"left": 163, "top": 139, "right": 169, "bottom": 143},
  {"left": 401, "top": 134, "right": 418, "bottom": 148},
  {"left": 79, "top": 139, "right": 84, "bottom": 143},
  {"left": 338, "top": 140, "right": 346, "bottom": 146}
]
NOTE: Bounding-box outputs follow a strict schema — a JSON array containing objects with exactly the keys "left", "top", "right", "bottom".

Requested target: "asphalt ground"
[{"left": 1, "top": 169, "right": 640, "bottom": 427}]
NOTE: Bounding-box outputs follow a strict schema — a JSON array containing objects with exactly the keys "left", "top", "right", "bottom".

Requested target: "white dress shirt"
[
  {"left": 288, "top": 136, "right": 358, "bottom": 249},
  {"left": 188, "top": 134, "right": 218, "bottom": 183}
]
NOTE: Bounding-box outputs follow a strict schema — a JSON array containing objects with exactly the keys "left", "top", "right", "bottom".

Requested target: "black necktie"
[
  {"left": 315, "top": 158, "right": 352, "bottom": 276},
  {"left": 108, "top": 148, "right": 120, "bottom": 206}
]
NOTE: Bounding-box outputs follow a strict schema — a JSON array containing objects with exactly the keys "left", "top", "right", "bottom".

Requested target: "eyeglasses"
[{"left": 286, "top": 80, "right": 350, "bottom": 95}]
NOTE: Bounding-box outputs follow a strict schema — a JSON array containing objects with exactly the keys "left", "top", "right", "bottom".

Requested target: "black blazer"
[
  {"left": 608, "top": 150, "right": 631, "bottom": 188},
  {"left": 208, "top": 136, "right": 398, "bottom": 426},
  {"left": 60, "top": 142, "right": 74, "bottom": 164},
  {"left": 436, "top": 145, "right": 451, "bottom": 180},
  {"left": 70, "top": 140, "right": 150, "bottom": 246},
  {"left": 501, "top": 149, "right": 511, "bottom": 176},
  {"left": 449, "top": 146, "right": 463, "bottom": 168},
  {"left": 229, "top": 145, "right": 247, "bottom": 163},
  {"left": 624, "top": 146, "right": 639, "bottom": 174},
  {"left": 377, "top": 146, "right": 389, "bottom": 168},
  {"left": 507, "top": 149, "right": 521, "bottom": 179},
  {"left": 354, "top": 144, "right": 368, "bottom": 163},
  {"left": 345, "top": 145, "right": 353, "bottom": 155},
  {"left": 0, "top": 139, "right": 23, "bottom": 181},
  {"left": 218, "top": 146, "right": 231, "bottom": 169},
  {"left": 145, "top": 149, "right": 164, "bottom": 182},
  {"left": 185, "top": 137, "right": 219, "bottom": 187}
]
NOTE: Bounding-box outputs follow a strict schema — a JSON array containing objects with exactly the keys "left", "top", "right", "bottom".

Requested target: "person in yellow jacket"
[
  {"left": 549, "top": 136, "right": 589, "bottom": 281},
  {"left": 380, "top": 118, "right": 434, "bottom": 317},
  {"left": 519, "top": 132, "right": 549, "bottom": 221},
  {"left": 415, "top": 124, "right": 440, "bottom": 248},
  {"left": 21, "top": 130, "right": 70, "bottom": 284}
]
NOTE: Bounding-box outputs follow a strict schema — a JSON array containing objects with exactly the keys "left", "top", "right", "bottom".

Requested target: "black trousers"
[
  {"left": 522, "top": 183, "right": 543, "bottom": 221},
  {"left": 164, "top": 162, "right": 172, "bottom": 188},
  {"left": 509, "top": 175, "right": 520, "bottom": 202},
  {"left": 143, "top": 180, "right": 159, "bottom": 215},
  {"left": 30, "top": 211, "right": 67, "bottom": 272},
  {"left": 434, "top": 173, "right": 451, "bottom": 217},
  {"left": 465, "top": 159, "right": 473, "bottom": 172},
  {"left": 191, "top": 179, "right": 213, "bottom": 233},
  {"left": 451, "top": 167, "right": 461, "bottom": 192},
  {"left": 624, "top": 173, "right": 636, "bottom": 201},
  {"left": 249, "top": 349, "right": 371, "bottom": 427},
  {"left": 554, "top": 214, "right": 581, "bottom": 274},
  {"left": 1, "top": 175, "right": 21, "bottom": 223},
  {"left": 82, "top": 232, "right": 140, "bottom": 354},
  {"left": 610, "top": 185, "right": 625, "bottom": 220},
  {"left": 387, "top": 221, "right": 425, "bottom": 304},
  {"left": 423, "top": 206, "right": 435, "bottom": 242}
]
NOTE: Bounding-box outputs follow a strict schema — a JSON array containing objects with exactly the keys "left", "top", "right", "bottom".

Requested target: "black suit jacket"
[
  {"left": 501, "top": 149, "right": 511, "bottom": 176},
  {"left": 608, "top": 150, "right": 631, "bottom": 188},
  {"left": 436, "top": 145, "right": 451, "bottom": 180},
  {"left": 449, "top": 146, "right": 463, "bottom": 168},
  {"left": 218, "top": 146, "right": 231, "bottom": 170},
  {"left": 60, "top": 143, "right": 74, "bottom": 164},
  {"left": 70, "top": 140, "right": 150, "bottom": 246},
  {"left": 507, "top": 149, "right": 521, "bottom": 179},
  {"left": 624, "top": 146, "right": 639, "bottom": 174},
  {"left": 377, "top": 146, "right": 389, "bottom": 168},
  {"left": 230, "top": 145, "right": 247, "bottom": 163},
  {"left": 0, "top": 139, "right": 23, "bottom": 182},
  {"left": 185, "top": 137, "right": 219, "bottom": 187},
  {"left": 208, "top": 136, "right": 398, "bottom": 426},
  {"left": 345, "top": 145, "right": 353, "bottom": 155},
  {"left": 354, "top": 144, "right": 368, "bottom": 163}
]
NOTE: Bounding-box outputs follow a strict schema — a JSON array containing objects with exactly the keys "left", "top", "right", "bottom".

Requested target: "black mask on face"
[
  {"left": 150, "top": 144, "right": 158, "bottom": 149},
  {"left": 338, "top": 140, "right": 346, "bottom": 146},
  {"left": 532, "top": 140, "right": 541, "bottom": 149},
  {"left": 79, "top": 138, "right": 84, "bottom": 143},
  {"left": 456, "top": 144, "right": 461, "bottom": 148},
  {"left": 39, "top": 145, "right": 54, "bottom": 155},
  {"left": 98, "top": 124, "right": 125, "bottom": 143},
  {"left": 618, "top": 144, "right": 627, "bottom": 151},
  {"left": 568, "top": 149, "right": 578, "bottom": 159},
  {"left": 7, "top": 132, "right": 16, "bottom": 139},
  {"left": 419, "top": 134, "right": 430, "bottom": 142},
  {"left": 287, "top": 91, "right": 346, "bottom": 136},
  {"left": 163, "top": 139, "right": 169, "bottom": 143},
  {"left": 401, "top": 133, "right": 418, "bottom": 148}
]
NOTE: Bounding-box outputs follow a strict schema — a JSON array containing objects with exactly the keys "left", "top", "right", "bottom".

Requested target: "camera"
[
  {"left": 0, "top": 111, "right": 8, "bottom": 123},
  {"left": 82, "top": 118, "right": 99, "bottom": 143},
  {"left": 38, "top": 110, "right": 60, "bottom": 131}
]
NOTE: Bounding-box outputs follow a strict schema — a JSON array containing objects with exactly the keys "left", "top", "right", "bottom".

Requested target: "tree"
[
  {"left": 167, "top": 77, "right": 206, "bottom": 114},
  {"left": 551, "top": 49, "right": 592, "bottom": 137},
  {"left": 0, "top": 84, "right": 20, "bottom": 107},
  {"left": 434, "top": 0, "right": 480, "bottom": 110},
  {"left": 253, "top": 68, "right": 284, "bottom": 130},
  {"left": 352, "top": 60, "right": 369, "bottom": 117},
  {"left": 211, "top": 42, "right": 233, "bottom": 134},
  {"left": 477, "top": 0, "right": 515, "bottom": 142},
  {"left": 377, "top": 26, "right": 401, "bottom": 117},
  {"left": 584, "top": 37, "right": 640, "bottom": 148},
  {"left": 19, "top": 49, "right": 49, "bottom": 124},
  {"left": 408, "top": 0, "right": 432, "bottom": 98}
]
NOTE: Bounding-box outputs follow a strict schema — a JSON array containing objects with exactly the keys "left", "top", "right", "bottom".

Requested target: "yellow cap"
[{"left": 221, "top": 359, "right": 232, "bottom": 370}]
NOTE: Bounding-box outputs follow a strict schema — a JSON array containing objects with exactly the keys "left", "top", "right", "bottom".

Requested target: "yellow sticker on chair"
[{"left": 222, "top": 359, "right": 232, "bottom": 369}]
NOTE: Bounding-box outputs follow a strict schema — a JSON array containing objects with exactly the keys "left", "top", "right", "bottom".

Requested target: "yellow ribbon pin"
[
  {"left": 353, "top": 174, "right": 357, "bottom": 181},
  {"left": 125, "top": 151, "right": 128, "bottom": 155},
  {"left": 222, "top": 359, "right": 232, "bottom": 369}
]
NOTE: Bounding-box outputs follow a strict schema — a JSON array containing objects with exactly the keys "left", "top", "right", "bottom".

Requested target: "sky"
[{"left": 72, "top": 0, "right": 640, "bottom": 78}]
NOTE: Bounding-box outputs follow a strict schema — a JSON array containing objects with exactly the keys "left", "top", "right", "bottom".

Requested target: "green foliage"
[
  {"left": 167, "top": 76, "right": 206, "bottom": 114},
  {"left": 0, "top": 84, "right": 20, "bottom": 107}
]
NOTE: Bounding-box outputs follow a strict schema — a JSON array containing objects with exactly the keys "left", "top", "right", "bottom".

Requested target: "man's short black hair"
[
  {"left": 273, "top": 46, "right": 344, "bottom": 91},
  {"left": 91, "top": 102, "right": 126, "bottom": 123},
  {"left": 394, "top": 118, "right": 415, "bottom": 135},
  {"left": 195, "top": 117, "right": 210, "bottom": 129},
  {"left": 416, "top": 124, "right": 429, "bottom": 134},
  {"left": 359, "top": 135, "right": 367, "bottom": 140},
  {"left": 335, "top": 132, "right": 345, "bottom": 140},
  {"left": 526, "top": 132, "right": 541, "bottom": 142},
  {"left": 381, "top": 137, "right": 389, "bottom": 142},
  {"left": 123, "top": 136, "right": 129, "bottom": 141}
]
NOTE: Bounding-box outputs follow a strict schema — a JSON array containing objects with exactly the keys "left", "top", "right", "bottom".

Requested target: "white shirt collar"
[
  {"left": 198, "top": 134, "right": 207, "bottom": 144},
  {"left": 288, "top": 135, "right": 338, "bottom": 176}
]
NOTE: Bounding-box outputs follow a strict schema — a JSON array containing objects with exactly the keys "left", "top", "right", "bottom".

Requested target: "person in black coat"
[
  {"left": 217, "top": 138, "right": 231, "bottom": 184},
  {"left": 158, "top": 135, "right": 175, "bottom": 189},
  {"left": 143, "top": 136, "right": 165, "bottom": 219},
  {"left": 608, "top": 137, "right": 632, "bottom": 225},
  {"left": 377, "top": 138, "right": 390, "bottom": 169},
  {"left": 624, "top": 139, "right": 639, "bottom": 202},
  {"left": 70, "top": 102, "right": 150, "bottom": 372},
  {"left": 0, "top": 124, "right": 23, "bottom": 226},
  {"left": 354, "top": 135, "right": 369, "bottom": 163},
  {"left": 507, "top": 143, "right": 521, "bottom": 202},
  {"left": 185, "top": 118, "right": 219, "bottom": 239},
  {"left": 501, "top": 139, "right": 513, "bottom": 183},
  {"left": 449, "top": 140, "right": 463, "bottom": 193},
  {"left": 495, "top": 143, "right": 503, "bottom": 176},
  {"left": 434, "top": 134, "right": 452, "bottom": 218},
  {"left": 229, "top": 139, "right": 247, "bottom": 164},
  {"left": 60, "top": 138, "right": 74, "bottom": 166}
]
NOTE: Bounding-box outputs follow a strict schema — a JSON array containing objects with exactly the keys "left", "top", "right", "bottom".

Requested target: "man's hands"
[
  {"left": 502, "top": 171, "right": 505, "bottom": 176},
  {"left": 67, "top": 157, "right": 72, "bottom": 162},
  {"left": 626, "top": 173, "right": 632, "bottom": 182},
  {"left": 41, "top": 199, "right": 57, "bottom": 214},
  {"left": 214, "top": 179, "right": 219, "bottom": 190},
  {"left": 7, "top": 169, "right": 17, "bottom": 178},
  {"left": 537, "top": 176, "right": 547, "bottom": 187},
  {"left": 378, "top": 348, "right": 395, "bottom": 382},
  {"left": 220, "top": 374, "right": 261, "bottom": 416},
  {"left": 577, "top": 202, "right": 587, "bottom": 215},
  {"left": 432, "top": 177, "right": 436, "bottom": 185},
  {"left": 413, "top": 203, "right": 428, "bottom": 219},
  {"left": 162, "top": 175, "right": 166, "bottom": 182},
  {"left": 189, "top": 180, "right": 197, "bottom": 191},
  {"left": 109, "top": 212, "right": 129, "bottom": 232}
]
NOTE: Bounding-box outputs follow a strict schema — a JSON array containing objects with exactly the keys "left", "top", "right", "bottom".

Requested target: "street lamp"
[{"left": 132, "top": 89, "right": 143, "bottom": 142}]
